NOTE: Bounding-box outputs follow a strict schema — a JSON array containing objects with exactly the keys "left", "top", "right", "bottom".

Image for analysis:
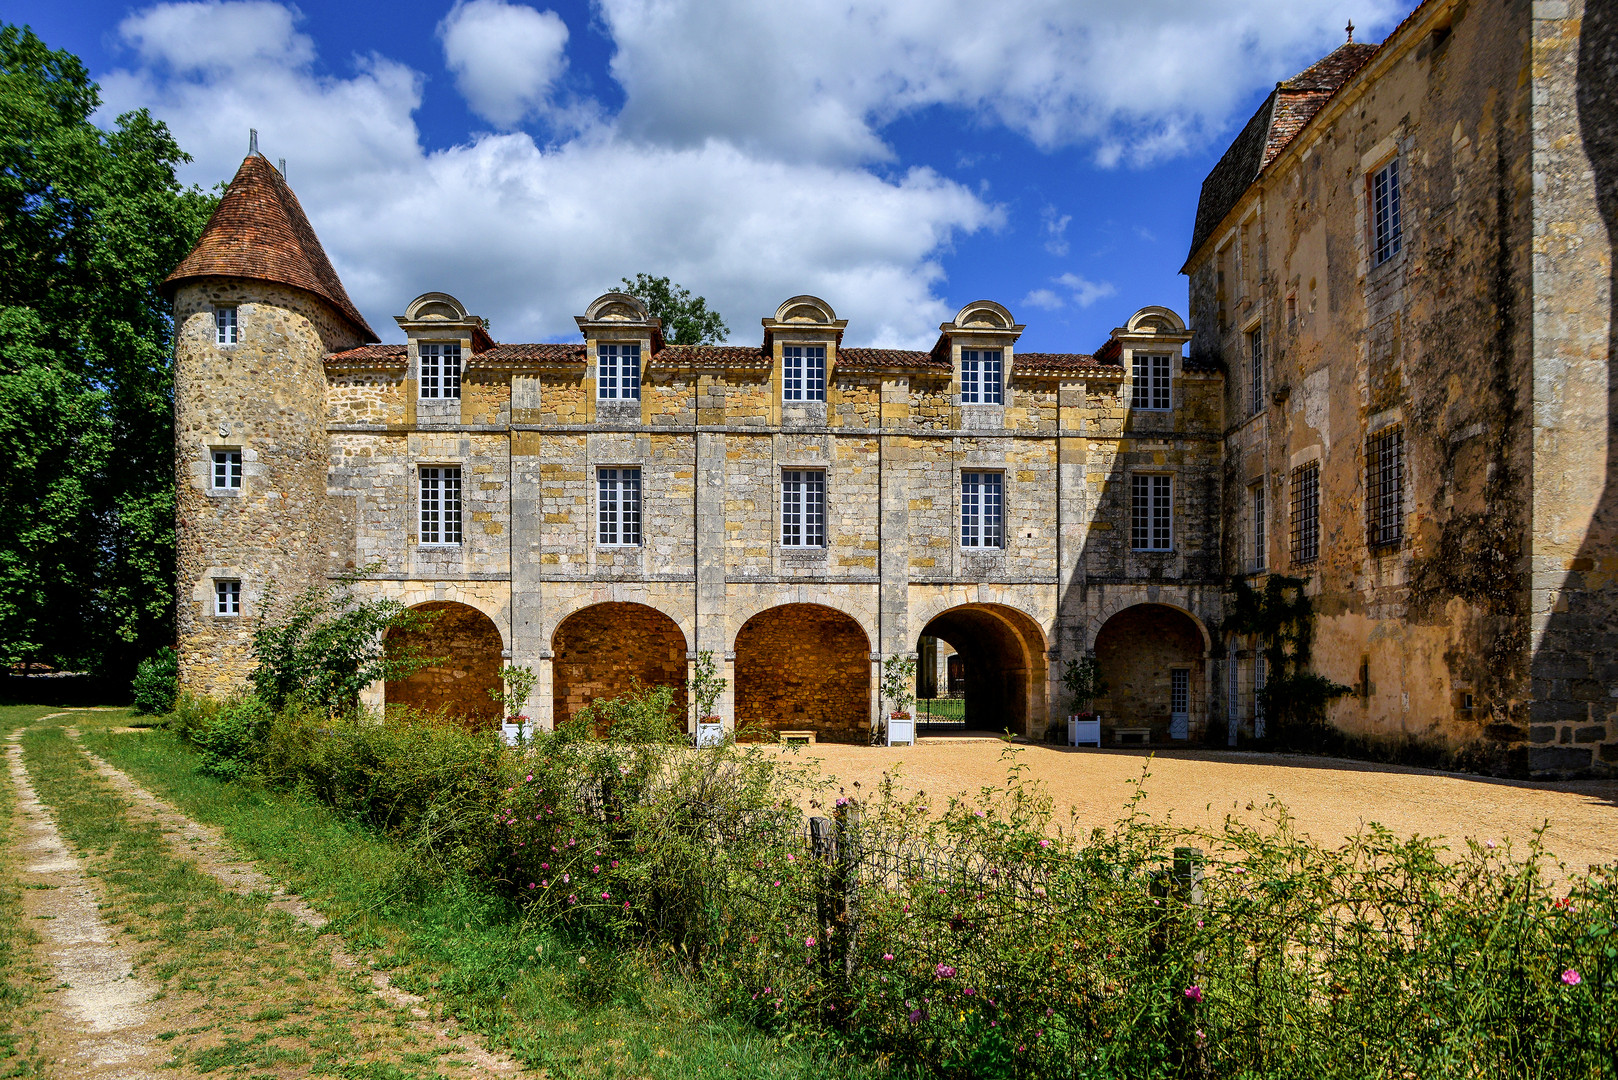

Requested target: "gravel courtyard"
[{"left": 769, "top": 737, "right": 1618, "bottom": 872}]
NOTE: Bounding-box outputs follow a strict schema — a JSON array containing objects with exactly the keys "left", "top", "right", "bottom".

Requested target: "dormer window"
[
  {"left": 1131, "top": 354, "right": 1171, "bottom": 411},
  {"left": 961, "top": 350, "right": 1003, "bottom": 404},
  {"left": 420, "top": 343, "right": 461, "bottom": 399},
  {"left": 783, "top": 346, "right": 826, "bottom": 402},
  {"left": 599, "top": 343, "right": 641, "bottom": 400}
]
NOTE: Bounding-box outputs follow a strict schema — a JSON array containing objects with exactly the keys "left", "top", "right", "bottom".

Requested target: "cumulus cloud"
[
  {"left": 1021, "top": 288, "right": 1064, "bottom": 312},
  {"left": 99, "top": 1, "right": 998, "bottom": 347},
  {"left": 438, "top": 0, "right": 570, "bottom": 129},
  {"left": 600, "top": 0, "right": 1406, "bottom": 166},
  {"left": 1024, "top": 273, "right": 1117, "bottom": 311},
  {"left": 1041, "top": 206, "right": 1072, "bottom": 257}
]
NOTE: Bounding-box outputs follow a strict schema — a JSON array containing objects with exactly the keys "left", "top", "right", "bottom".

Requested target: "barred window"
[
  {"left": 1226, "top": 645, "right": 1239, "bottom": 723},
  {"left": 961, "top": 350, "right": 1003, "bottom": 405},
  {"left": 783, "top": 346, "right": 826, "bottom": 402},
  {"left": 212, "top": 449, "right": 242, "bottom": 490},
  {"left": 1366, "top": 426, "right": 1404, "bottom": 549},
  {"left": 1290, "top": 461, "right": 1320, "bottom": 564},
  {"left": 420, "top": 343, "right": 462, "bottom": 400},
  {"left": 214, "top": 579, "right": 240, "bottom": 617},
  {"left": 1371, "top": 159, "right": 1402, "bottom": 266},
  {"left": 214, "top": 306, "right": 238, "bottom": 345},
  {"left": 1248, "top": 325, "right": 1265, "bottom": 416},
  {"left": 597, "top": 467, "right": 641, "bottom": 546},
  {"left": 1130, "top": 474, "right": 1173, "bottom": 551},
  {"left": 419, "top": 466, "right": 462, "bottom": 545},
  {"left": 1254, "top": 654, "right": 1268, "bottom": 736},
  {"left": 599, "top": 343, "right": 641, "bottom": 400},
  {"left": 1131, "top": 353, "right": 1172, "bottom": 410},
  {"left": 1250, "top": 481, "right": 1266, "bottom": 573},
  {"left": 960, "top": 471, "right": 1004, "bottom": 548},
  {"left": 781, "top": 470, "right": 825, "bottom": 547}
]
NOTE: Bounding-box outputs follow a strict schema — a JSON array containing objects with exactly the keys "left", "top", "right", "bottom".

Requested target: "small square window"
[
  {"left": 212, "top": 449, "right": 242, "bottom": 490},
  {"left": 598, "top": 467, "right": 642, "bottom": 546},
  {"left": 215, "top": 306, "right": 238, "bottom": 345},
  {"left": 960, "top": 471, "right": 1004, "bottom": 548},
  {"left": 781, "top": 470, "right": 825, "bottom": 547},
  {"left": 783, "top": 346, "right": 826, "bottom": 402},
  {"left": 599, "top": 344, "right": 641, "bottom": 400},
  {"left": 420, "top": 343, "right": 462, "bottom": 400},
  {"left": 960, "top": 350, "right": 1003, "bottom": 405},
  {"left": 214, "top": 579, "right": 241, "bottom": 617}
]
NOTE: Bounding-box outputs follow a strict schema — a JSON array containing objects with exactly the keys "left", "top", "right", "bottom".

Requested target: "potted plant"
[
  {"left": 688, "top": 650, "right": 727, "bottom": 748},
  {"left": 489, "top": 664, "right": 539, "bottom": 746},
  {"left": 1060, "top": 657, "right": 1107, "bottom": 747},
  {"left": 881, "top": 654, "right": 917, "bottom": 746}
]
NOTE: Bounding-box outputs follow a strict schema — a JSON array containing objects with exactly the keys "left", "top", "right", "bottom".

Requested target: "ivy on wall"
[{"left": 1219, "top": 575, "right": 1351, "bottom": 743}]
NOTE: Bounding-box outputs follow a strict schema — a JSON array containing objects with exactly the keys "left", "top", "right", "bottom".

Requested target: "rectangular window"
[
  {"left": 781, "top": 470, "right": 826, "bottom": 547},
  {"left": 419, "top": 466, "right": 462, "bottom": 545},
  {"left": 597, "top": 467, "right": 642, "bottom": 546},
  {"left": 1131, "top": 354, "right": 1172, "bottom": 410},
  {"left": 1250, "top": 481, "right": 1266, "bottom": 573},
  {"left": 1227, "top": 646, "right": 1239, "bottom": 723},
  {"left": 960, "top": 350, "right": 1003, "bottom": 405},
  {"left": 1171, "top": 668, "right": 1189, "bottom": 716},
  {"left": 598, "top": 343, "right": 641, "bottom": 400},
  {"left": 419, "top": 343, "right": 462, "bottom": 400},
  {"left": 212, "top": 449, "right": 242, "bottom": 490},
  {"left": 214, "top": 579, "right": 241, "bottom": 617},
  {"left": 782, "top": 345, "right": 827, "bottom": 402},
  {"left": 1248, "top": 325, "right": 1265, "bottom": 416},
  {"left": 1290, "top": 461, "right": 1320, "bottom": 565},
  {"left": 214, "top": 306, "right": 238, "bottom": 345},
  {"left": 959, "top": 471, "right": 1005, "bottom": 549},
  {"left": 1371, "top": 159, "right": 1402, "bottom": 266},
  {"left": 1130, "top": 474, "right": 1173, "bottom": 551},
  {"left": 1366, "top": 426, "right": 1404, "bottom": 549},
  {"left": 1254, "top": 654, "right": 1268, "bottom": 736}
]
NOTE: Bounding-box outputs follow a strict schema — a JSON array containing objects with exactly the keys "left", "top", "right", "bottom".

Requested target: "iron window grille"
[
  {"left": 960, "top": 471, "right": 1004, "bottom": 548},
  {"left": 214, "top": 306, "right": 238, "bottom": 345},
  {"left": 1371, "top": 159, "right": 1402, "bottom": 266},
  {"left": 212, "top": 449, "right": 242, "bottom": 490},
  {"left": 1131, "top": 474, "right": 1173, "bottom": 551},
  {"left": 1250, "top": 481, "right": 1266, "bottom": 573},
  {"left": 420, "top": 343, "right": 462, "bottom": 399},
  {"left": 1130, "top": 353, "right": 1172, "bottom": 410},
  {"left": 598, "top": 343, "right": 641, "bottom": 400},
  {"left": 1290, "top": 461, "right": 1320, "bottom": 564},
  {"left": 597, "top": 467, "right": 642, "bottom": 546},
  {"left": 781, "top": 470, "right": 826, "bottom": 547},
  {"left": 1366, "top": 426, "right": 1404, "bottom": 549},
  {"left": 419, "top": 466, "right": 462, "bottom": 545},
  {"left": 960, "top": 350, "right": 1003, "bottom": 405},
  {"left": 783, "top": 345, "right": 827, "bottom": 402},
  {"left": 1254, "top": 654, "right": 1268, "bottom": 736},
  {"left": 1248, "top": 325, "right": 1265, "bottom": 417},
  {"left": 214, "top": 579, "right": 241, "bottom": 617}
]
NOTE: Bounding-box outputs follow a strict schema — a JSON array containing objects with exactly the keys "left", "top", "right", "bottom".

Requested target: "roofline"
[{"left": 166, "top": 271, "right": 380, "bottom": 343}]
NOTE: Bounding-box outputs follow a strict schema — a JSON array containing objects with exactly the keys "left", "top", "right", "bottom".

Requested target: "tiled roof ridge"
[{"left": 164, "top": 153, "right": 379, "bottom": 342}]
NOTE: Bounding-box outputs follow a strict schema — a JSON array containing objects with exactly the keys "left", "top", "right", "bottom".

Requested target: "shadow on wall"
[{"left": 384, "top": 601, "right": 504, "bottom": 728}]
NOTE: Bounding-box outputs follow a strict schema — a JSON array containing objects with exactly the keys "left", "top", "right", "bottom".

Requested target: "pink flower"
[
  {"left": 528, "top": 882, "right": 536, "bottom": 889},
  {"left": 541, "top": 879, "right": 548, "bottom": 887},
  {"left": 600, "top": 891, "right": 610, "bottom": 900},
  {"left": 935, "top": 964, "right": 957, "bottom": 979},
  {"left": 1039, "top": 839, "right": 1051, "bottom": 848},
  {"left": 882, "top": 953, "right": 894, "bottom": 961},
  {"left": 1486, "top": 839, "right": 1497, "bottom": 849},
  {"left": 568, "top": 894, "right": 577, "bottom": 904},
  {"left": 526, "top": 774, "right": 533, "bottom": 781},
  {"left": 786, "top": 854, "right": 795, "bottom": 862},
  {"left": 1562, "top": 968, "right": 1583, "bottom": 986},
  {"left": 773, "top": 880, "right": 781, "bottom": 887},
  {"left": 806, "top": 936, "right": 816, "bottom": 947},
  {"left": 541, "top": 862, "right": 549, "bottom": 870},
  {"left": 1184, "top": 985, "right": 1203, "bottom": 1003}
]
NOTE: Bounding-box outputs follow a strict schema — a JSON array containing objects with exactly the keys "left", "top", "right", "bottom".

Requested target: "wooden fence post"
[
  {"left": 1171, "top": 846, "right": 1208, "bottom": 1079},
  {"left": 835, "top": 802, "right": 861, "bottom": 980},
  {"left": 810, "top": 816, "right": 835, "bottom": 974}
]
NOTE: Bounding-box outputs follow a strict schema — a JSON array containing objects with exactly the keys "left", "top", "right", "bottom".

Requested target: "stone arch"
[
  {"left": 549, "top": 593, "right": 696, "bottom": 656},
  {"left": 1092, "top": 604, "right": 1208, "bottom": 742},
  {"left": 951, "top": 299, "right": 1016, "bottom": 329},
  {"left": 403, "top": 291, "right": 471, "bottom": 322},
  {"left": 734, "top": 604, "right": 871, "bottom": 743},
  {"left": 727, "top": 594, "right": 876, "bottom": 652},
  {"left": 916, "top": 603, "right": 1048, "bottom": 736},
  {"left": 1090, "top": 595, "right": 1213, "bottom": 654},
  {"left": 384, "top": 600, "right": 504, "bottom": 728},
  {"left": 1125, "top": 305, "right": 1188, "bottom": 335},
  {"left": 772, "top": 295, "right": 838, "bottom": 324},
  {"left": 582, "top": 291, "right": 652, "bottom": 323},
  {"left": 551, "top": 602, "right": 689, "bottom": 728}
]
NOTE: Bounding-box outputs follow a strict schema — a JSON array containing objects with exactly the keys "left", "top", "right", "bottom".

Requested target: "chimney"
[{"left": 249, "top": 128, "right": 259, "bottom": 155}]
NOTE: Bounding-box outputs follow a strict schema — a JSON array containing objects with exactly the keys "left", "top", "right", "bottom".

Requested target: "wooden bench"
[
  {"left": 1113, "top": 727, "right": 1151, "bottom": 745},
  {"left": 779, "top": 730, "right": 817, "bottom": 746}
]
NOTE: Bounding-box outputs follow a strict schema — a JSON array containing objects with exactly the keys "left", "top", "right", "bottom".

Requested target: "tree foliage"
[
  {"left": 618, "top": 274, "right": 729, "bottom": 345},
  {"left": 0, "top": 24, "right": 216, "bottom": 676}
]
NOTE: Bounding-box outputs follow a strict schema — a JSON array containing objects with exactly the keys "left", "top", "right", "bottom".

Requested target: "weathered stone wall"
[
  {"left": 383, "top": 600, "right": 504, "bottom": 726},
  {"left": 734, "top": 604, "right": 872, "bottom": 742},
  {"left": 551, "top": 601, "right": 689, "bottom": 727},
  {"left": 1093, "top": 604, "right": 1208, "bottom": 743}
]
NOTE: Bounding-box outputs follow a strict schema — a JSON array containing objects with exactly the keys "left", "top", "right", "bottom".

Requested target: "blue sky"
[{"left": 23, "top": 0, "right": 1406, "bottom": 350}]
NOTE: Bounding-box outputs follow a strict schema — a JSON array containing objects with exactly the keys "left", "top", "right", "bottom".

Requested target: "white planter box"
[
  {"left": 500, "top": 721, "right": 527, "bottom": 747},
  {"left": 695, "top": 722, "right": 724, "bottom": 748},
  {"left": 1068, "top": 716, "right": 1101, "bottom": 747},
  {"left": 887, "top": 715, "right": 916, "bottom": 746}
]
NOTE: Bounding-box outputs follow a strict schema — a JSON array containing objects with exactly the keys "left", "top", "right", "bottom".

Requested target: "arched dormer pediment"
[
  {"left": 396, "top": 291, "right": 493, "bottom": 351},
  {"left": 950, "top": 299, "right": 1016, "bottom": 331},
  {"left": 576, "top": 291, "right": 663, "bottom": 350},
  {"left": 772, "top": 295, "right": 837, "bottom": 325},
  {"left": 583, "top": 291, "right": 652, "bottom": 324},
  {"left": 761, "top": 294, "right": 848, "bottom": 353},
  {"left": 1125, "top": 305, "right": 1187, "bottom": 335},
  {"left": 404, "top": 292, "right": 470, "bottom": 322}
]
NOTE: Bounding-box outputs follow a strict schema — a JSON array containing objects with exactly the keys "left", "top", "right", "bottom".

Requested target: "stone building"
[
  {"left": 1184, "top": 0, "right": 1617, "bottom": 774},
  {"left": 164, "top": 154, "right": 1224, "bottom": 743}
]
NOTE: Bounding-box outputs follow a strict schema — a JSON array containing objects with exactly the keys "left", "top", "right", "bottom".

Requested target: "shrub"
[
  {"left": 192, "top": 695, "right": 275, "bottom": 780},
  {"left": 130, "top": 647, "right": 178, "bottom": 714}
]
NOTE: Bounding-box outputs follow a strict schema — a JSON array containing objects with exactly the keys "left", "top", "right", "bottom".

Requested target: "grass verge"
[{"left": 0, "top": 705, "right": 56, "bottom": 1077}]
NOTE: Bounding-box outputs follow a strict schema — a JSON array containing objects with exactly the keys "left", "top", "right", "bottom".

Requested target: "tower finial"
[
  {"left": 1346, "top": 19, "right": 1354, "bottom": 42},
  {"left": 249, "top": 128, "right": 259, "bottom": 155},
  {"left": 278, "top": 158, "right": 286, "bottom": 177}
]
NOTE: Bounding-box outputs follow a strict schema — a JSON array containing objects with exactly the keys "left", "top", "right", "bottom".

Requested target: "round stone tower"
[{"left": 161, "top": 151, "right": 378, "bottom": 696}]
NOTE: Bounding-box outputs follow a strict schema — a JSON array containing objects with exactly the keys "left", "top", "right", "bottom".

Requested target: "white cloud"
[
  {"left": 1053, "top": 273, "right": 1117, "bottom": 309},
  {"left": 438, "top": 0, "right": 570, "bottom": 129},
  {"left": 1041, "top": 206, "right": 1072, "bottom": 256},
  {"left": 99, "top": 2, "right": 999, "bottom": 348},
  {"left": 1021, "top": 288, "right": 1064, "bottom": 312},
  {"left": 600, "top": 0, "right": 1406, "bottom": 166}
]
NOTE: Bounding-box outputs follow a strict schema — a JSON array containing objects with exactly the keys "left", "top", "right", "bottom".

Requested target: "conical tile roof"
[{"left": 163, "top": 153, "right": 378, "bottom": 342}]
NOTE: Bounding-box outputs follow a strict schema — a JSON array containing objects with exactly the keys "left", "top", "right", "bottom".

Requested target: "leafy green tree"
[
  {"left": 618, "top": 274, "right": 729, "bottom": 345},
  {"left": 0, "top": 25, "right": 215, "bottom": 677}
]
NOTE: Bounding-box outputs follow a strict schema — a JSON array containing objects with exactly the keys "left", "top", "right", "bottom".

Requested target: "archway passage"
[
  {"left": 1093, "top": 604, "right": 1207, "bottom": 741},
  {"left": 552, "top": 603, "right": 689, "bottom": 730},
  {"left": 917, "top": 604, "right": 1047, "bottom": 736},
  {"left": 734, "top": 604, "right": 870, "bottom": 743},
  {"left": 384, "top": 601, "right": 504, "bottom": 728}
]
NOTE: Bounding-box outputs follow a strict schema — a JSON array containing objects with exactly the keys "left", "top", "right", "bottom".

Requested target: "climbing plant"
[{"left": 1221, "top": 574, "right": 1351, "bottom": 743}]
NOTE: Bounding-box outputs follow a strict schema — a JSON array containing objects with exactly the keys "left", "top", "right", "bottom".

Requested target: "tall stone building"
[{"left": 1185, "top": 0, "right": 1617, "bottom": 774}]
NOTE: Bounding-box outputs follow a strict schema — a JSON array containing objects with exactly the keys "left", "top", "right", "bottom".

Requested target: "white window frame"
[
  {"left": 960, "top": 350, "right": 1004, "bottom": 405},
  {"left": 960, "top": 471, "right": 1004, "bottom": 549},
  {"left": 598, "top": 343, "right": 642, "bottom": 400},
  {"left": 1371, "top": 159, "right": 1402, "bottom": 267},
  {"left": 212, "top": 449, "right": 242, "bottom": 490},
  {"left": 1130, "top": 473, "right": 1173, "bottom": 552},
  {"left": 1227, "top": 644, "right": 1239, "bottom": 723},
  {"left": 1131, "top": 353, "right": 1172, "bottom": 411},
  {"left": 419, "top": 466, "right": 462, "bottom": 546},
  {"left": 781, "top": 469, "right": 826, "bottom": 548},
  {"left": 214, "top": 579, "right": 241, "bottom": 617},
  {"left": 419, "top": 343, "right": 462, "bottom": 400},
  {"left": 1254, "top": 653, "right": 1268, "bottom": 737},
  {"left": 597, "top": 467, "right": 642, "bottom": 547},
  {"left": 214, "top": 306, "right": 238, "bottom": 346},
  {"left": 1248, "top": 325, "right": 1265, "bottom": 417},
  {"left": 1250, "top": 481, "right": 1266, "bottom": 573},
  {"left": 782, "top": 345, "right": 827, "bottom": 402}
]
